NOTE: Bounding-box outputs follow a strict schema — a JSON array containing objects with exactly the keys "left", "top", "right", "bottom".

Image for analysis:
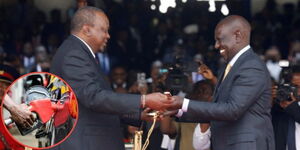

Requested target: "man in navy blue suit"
[
  {"left": 50, "top": 7, "right": 171, "bottom": 150},
  {"left": 169, "top": 15, "right": 275, "bottom": 150}
]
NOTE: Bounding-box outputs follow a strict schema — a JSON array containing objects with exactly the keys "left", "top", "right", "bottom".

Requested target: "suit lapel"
[
  {"left": 213, "top": 48, "right": 253, "bottom": 102},
  {"left": 70, "top": 35, "right": 102, "bottom": 72},
  {"left": 212, "top": 65, "right": 226, "bottom": 102},
  {"left": 70, "top": 35, "right": 111, "bottom": 88}
]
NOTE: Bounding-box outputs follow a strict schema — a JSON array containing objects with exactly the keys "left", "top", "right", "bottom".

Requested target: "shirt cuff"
[
  {"left": 175, "top": 98, "right": 190, "bottom": 117},
  {"left": 182, "top": 98, "right": 190, "bottom": 112},
  {"left": 176, "top": 109, "right": 183, "bottom": 117}
]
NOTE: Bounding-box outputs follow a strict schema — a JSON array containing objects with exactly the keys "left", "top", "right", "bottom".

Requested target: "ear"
[
  {"left": 235, "top": 30, "right": 242, "bottom": 43},
  {"left": 82, "top": 25, "right": 92, "bottom": 37}
]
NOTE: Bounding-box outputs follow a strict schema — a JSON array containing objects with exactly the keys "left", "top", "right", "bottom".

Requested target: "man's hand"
[
  {"left": 271, "top": 85, "right": 277, "bottom": 105},
  {"left": 144, "top": 92, "right": 172, "bottom": 111},
  {"left": 140, "top": 108, "right": 162, "bottom": 122},
  {"left": 279, "top": 93, "right": 297, "bottom": 109},
  {"left": 198, "top": 64, "right": 217, "bottom": 85},
  {"left": 10, "top": 104, "right": 35, "bottom": 128},
  {"left": 162, "top": 110, "right": 178, "bottom": 117},
  {"left": 165, "top": 96, "right": 184, "bottom": 110}
]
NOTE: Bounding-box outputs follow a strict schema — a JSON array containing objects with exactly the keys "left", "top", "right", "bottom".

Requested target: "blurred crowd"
[
  {"left": 1, "top": 0, "right": 300, "bottom": 150},
  {"left": 0, "top": 0, "right": 299, "bottom": 75}
]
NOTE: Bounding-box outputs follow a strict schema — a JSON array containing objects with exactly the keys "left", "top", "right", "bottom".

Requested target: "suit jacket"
[
  {"left": 49, "top": 35, "right": 141, "bottom": 150},
  {"left": 272, "top": 101, "right": 300, "bottom": 150},
  {"left": 179, "top": 49, "right": 275, "bottom": 150}
]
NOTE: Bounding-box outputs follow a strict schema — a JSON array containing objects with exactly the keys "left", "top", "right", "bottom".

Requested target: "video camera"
[
  {"left": 158, "top": 57, "right": 189, "bottom": 95},
  {"left": 275, "top": 60, "right": 298, "bottom": 103}
]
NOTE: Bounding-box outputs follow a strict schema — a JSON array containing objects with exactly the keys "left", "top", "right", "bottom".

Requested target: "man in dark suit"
[
  {"left": 272, "top": 66, "right": 300, "bottom": 150},
  {"left": 50, "top": 7, "right": 171, "bottom": 150},
  {"left": 168, "top": 15, "right": 275, "bottom": 150}
]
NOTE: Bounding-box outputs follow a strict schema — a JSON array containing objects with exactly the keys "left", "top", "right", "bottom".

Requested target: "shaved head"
[
  {"left": 214, "top": 15, "right": 252, "bottom": 62},
  {"left": 217, "top": 15, "right": 251, "bottom": 44},
  {"left": 71, "top": 6, "right": 104, "bottom": 33}
]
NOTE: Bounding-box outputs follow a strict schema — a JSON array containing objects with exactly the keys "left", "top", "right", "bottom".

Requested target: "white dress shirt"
[
  {"left": 295, "top": 122, "right": 300, "bottom": 150},
  {"left": 177, "top": 45, "right": 251, "bottom": 117},
  {"left": 296, "top": 102, "right": 300, "bottom": 150},
  {"left": 23, "top": 56, "right": 35, "bottom": 67},
  {"left": 193, "top": 123, "right": 211, "bottom": 150}
]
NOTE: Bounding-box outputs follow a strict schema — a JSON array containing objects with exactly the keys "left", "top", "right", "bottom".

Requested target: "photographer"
[{"left": 272, "top": 65, "right": 300, "bottom": 150}]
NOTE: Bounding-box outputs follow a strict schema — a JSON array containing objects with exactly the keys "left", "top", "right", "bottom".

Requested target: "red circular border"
[{"left": 0, "top": 72, "right": 79, "bottom": 149}]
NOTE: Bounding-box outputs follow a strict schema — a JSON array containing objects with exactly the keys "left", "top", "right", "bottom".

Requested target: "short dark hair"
[
  {"left": 70, "top": 6, "right": 103, "bottom": 33},
  {"left": 193, "top": 80, "right": 214, "bottom": 95}
]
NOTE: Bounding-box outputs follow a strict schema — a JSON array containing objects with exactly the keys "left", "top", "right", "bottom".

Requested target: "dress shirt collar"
[
  {"left": 228, "top": 45, "right": 250, "bottom": 67},
  {"left": 73, "top": 34, "right": 95, "bottom": 58}
]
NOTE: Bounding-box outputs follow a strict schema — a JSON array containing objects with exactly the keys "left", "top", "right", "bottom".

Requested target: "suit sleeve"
[
  {"left": 61, "top": 49, "right": 141, "bottom": 116},
  {"left": 120, "top": 112, "right": 142, "bottom": 127},
  {"left": 179, "top": 64, "right": 270, "bottom": 122}
]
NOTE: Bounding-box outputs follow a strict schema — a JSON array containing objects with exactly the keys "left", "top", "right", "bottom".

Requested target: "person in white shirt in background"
[
  {"left": 161, "top": 79, "right": 214, "bottom": 150},
  {"left": 192, "top": 64, "right": 216, "bottom": 150},
  {"left": 264, "top": 46, "right": 282, "bottom": 82},
  {"left": 193, "top": 123, "right": 211, "bottom": 150}
]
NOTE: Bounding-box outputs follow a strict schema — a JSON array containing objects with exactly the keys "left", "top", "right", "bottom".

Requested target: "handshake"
[{"left": 140, "top": 92, "right": 184, "bottom": 118}]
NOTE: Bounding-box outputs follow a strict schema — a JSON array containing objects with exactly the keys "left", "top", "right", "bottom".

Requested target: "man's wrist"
[
  {"left": 7, "top": 103, "right": 18, "bottom": 112},
  {"left": 141, "top": 94, "right": 146, "bottom": 108},
  {"left": 182, "top": 98, "right": 190, "bottom": 112},
  {"left": 175, "top": 98, "right": 190, "bottom": 117},
  {"left": 175, "top": 109, "right": 183, "bottom": 117}
]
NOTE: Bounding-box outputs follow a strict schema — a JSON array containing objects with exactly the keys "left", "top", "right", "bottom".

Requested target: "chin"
[
  {"left": 221, "top": 56, "right": 229, "bottom": 63},
  {"left": 98, "top": 48, "right": 105, "bottom": 53}
]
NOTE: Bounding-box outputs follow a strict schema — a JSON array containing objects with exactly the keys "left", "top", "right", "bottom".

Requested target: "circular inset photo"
[{"left": 1, "top": 72, "right": 78, "bottom": 149}]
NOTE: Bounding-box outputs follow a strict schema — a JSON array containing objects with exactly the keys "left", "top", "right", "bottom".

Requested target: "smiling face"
[
  {"left": 214, "top": 24, "right": 237, "bottom": 62},
  {"left": 112, "top": 67, "right": 127, "bottom": 85},
  {"left": 214, "top": 15, "right": 251, "bottom": 63}
]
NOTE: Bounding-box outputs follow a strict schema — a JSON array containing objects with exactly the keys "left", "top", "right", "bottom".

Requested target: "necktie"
[
  {"left": 101, "top": 56, "right": 106, "bottom": 73},
  {"left": 287, "top": 118, "right": 296, "bottom": 150},
  {"left": 222, "top": 64, "right": 232, "bottom": 81},
  {"left": 95, "top": 54, "right": 100, "bottom": 64},
  {"left": 100, "top": 54, "right": 109, "bottom": 74}
]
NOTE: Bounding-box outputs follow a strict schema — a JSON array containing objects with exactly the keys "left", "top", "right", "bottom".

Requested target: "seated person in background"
[
  {"left": 191, "top": 63, "right": 218, "bottom": 150},
  {"left": 110, "top": 65, "right": 129, "bottom": 93},
  {"left": 193, "top": 121, "right": 211, "bottom": 150}
]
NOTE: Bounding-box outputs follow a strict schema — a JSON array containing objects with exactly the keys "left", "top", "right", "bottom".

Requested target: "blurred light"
[
  {"left": 208, "top": 0, "right": 216, "bottom": 12},
  {"left": 156, "top": 0, "right": 227, "bottom": 14},
  {"left": 159, "top": 6, "right": 168, "bottom": 13},
  {"left": 221, "top": 4, "right": 229, "bottom": 16},
  {"left": 197, "top": 0, "right": 226, "bottom": 1},
  {"left": 151, "top": 4, "right": 156, "bottom": 10},
  {"left": 159, "top": 0, "right": 176, "bottom": 13}
]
